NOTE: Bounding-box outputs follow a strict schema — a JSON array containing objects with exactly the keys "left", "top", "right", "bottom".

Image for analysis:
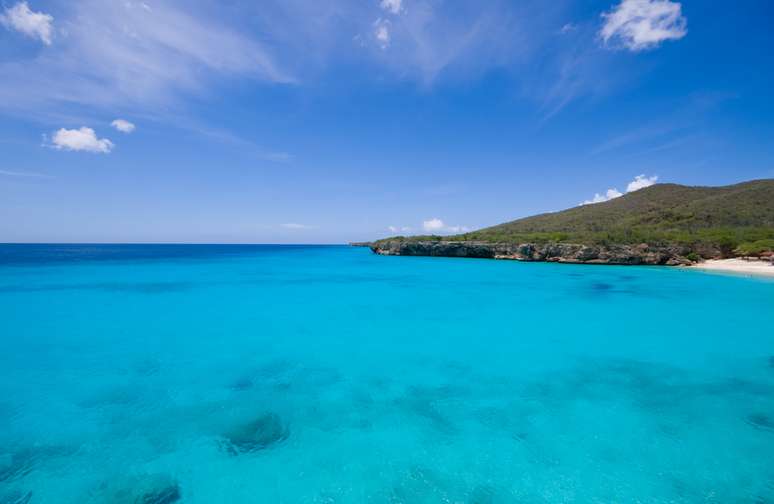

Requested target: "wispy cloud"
[
  {"left": 0, "top": 1, "right": 657, "bottom": 134},
  {"left": 626, "top": 134, "right": 699, "bottom": 158},
  {"left": 0, "top": 1, "right": 54, "bottom": 45},
  {"left": 0, "top": 169, "right": 52, "bottom": 178},
  {"left": 281, "top": 223, "right": 313, "bottom": 230},
  {"left": 590, "top": 123, "right": 681, "bottom": 156},
  {"left": 590, "top": 92, "right": 734, "bottom": 157},
  {"left": 382, "top": 1, "right": 528, "bottom": 85},
  {"left": 0, "top": 0, "right": 294, "bottom": 114},
  {"left": 539, "top": 47, "right": 593, "bottom": 121},
  {"left": 180, "top": 122, "right": 293, "bottom": 163},
  {"left": 600, "top": 0, "right": 687, "bottom": 51},
  {"left": 243, "top": 0, "right": 553, "bottom": 86},
  {"left": 536, "top": 20, "right": 624, "bottom": 121}
]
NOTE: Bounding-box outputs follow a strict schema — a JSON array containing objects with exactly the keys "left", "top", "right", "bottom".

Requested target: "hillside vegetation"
[{"left": 385, "top": 180, "right": 774, "bottom": 257}]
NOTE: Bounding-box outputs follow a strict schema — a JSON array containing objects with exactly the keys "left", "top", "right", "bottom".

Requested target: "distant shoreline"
[
  {"left": 690, "top": 258, "right": 774, "bottom": 278},
  {"left": 363, "top": 240, "right": 774, "bottom": 278}
]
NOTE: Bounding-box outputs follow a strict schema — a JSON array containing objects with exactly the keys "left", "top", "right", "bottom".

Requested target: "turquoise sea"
[{"left": 1, "top": 244, "right": 773, "bottom": 503}]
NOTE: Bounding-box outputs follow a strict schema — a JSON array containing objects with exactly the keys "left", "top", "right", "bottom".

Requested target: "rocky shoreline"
[{"left": 368, "top": 240, "right": 700, "bottom": 266}]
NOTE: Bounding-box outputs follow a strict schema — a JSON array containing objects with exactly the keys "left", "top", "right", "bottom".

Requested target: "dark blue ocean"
[{"left": 1, "top": 244, "right": 773, "bottom": 503}]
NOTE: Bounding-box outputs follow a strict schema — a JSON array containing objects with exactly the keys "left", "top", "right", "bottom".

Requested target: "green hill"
[{"left": 390, "top": 180, "right": 774, "bottom": 257}]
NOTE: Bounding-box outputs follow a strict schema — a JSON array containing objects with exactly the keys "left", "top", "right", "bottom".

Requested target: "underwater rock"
[
  {"left": 229, "top": 376, "right": 254, "bottom": 391},
  {"left": 255, "top": 360, "right": 294, "bottom": 380},
  {"left": 79, "top": 385, "right": 142, "bottom": 409},
  {"left": 98, "top": 474, "right": 181, "bottom": 504},
  {"left": 136, "top": 483, "right": 181, "bottom": 504},
  {"left": 0, "top": 445, "right": 74, "bottom": 482},
  {"left": 93, "top": 282, "right": 194, "bottom": 294},
  {"left": 746, "top": 413, "right": 774, "bottom": 431},
  {"left": 394, "top": 386, "right": 462, "bottom": 434},
  {"left": 229, "top": 360, "right": 299, "bottom": 391},
  {"left": 0, "top": 490, "right": 32, "bottom": 504},
  {"left": 701, "top": 377, "right": 774, "bottom": 399},
  {"left": 0, "top": 452, "right": 33, "bottom": 483},
  {"left": 590, "top": 282, "right": 614, "bottom": 294},
  {"left": 222, "top": 413, "right": 289, "bottom": 454},
  {"left": 441, "top": 361, "right": 473, "bottom": 379},
  {"left": 293, "top": 367, "right": 342, "bottom": 390},
  {"left": 133, "top": 358, "right": 161, "bottom": 376}
]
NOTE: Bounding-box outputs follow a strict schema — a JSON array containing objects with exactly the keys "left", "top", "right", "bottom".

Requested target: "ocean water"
[{"left": 1, "top": 244, "right": 773, "bottom": 503}]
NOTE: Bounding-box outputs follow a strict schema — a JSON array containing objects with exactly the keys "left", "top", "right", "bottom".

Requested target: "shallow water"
[{"left": 1, "top": 244, "right": 773, "bottom": 503}]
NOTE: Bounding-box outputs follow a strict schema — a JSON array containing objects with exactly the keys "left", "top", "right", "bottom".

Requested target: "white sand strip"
[{"left": 692, "top": 259, "right": 774, "bottom": 278}]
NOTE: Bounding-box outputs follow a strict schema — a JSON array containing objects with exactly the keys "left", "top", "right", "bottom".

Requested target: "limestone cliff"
[{"left": 370, "top": 240, "right": 697, "bottom": 266}]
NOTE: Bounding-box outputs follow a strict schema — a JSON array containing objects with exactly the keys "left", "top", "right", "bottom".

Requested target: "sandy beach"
[{"left": 692, "top": 258, "right": 774, "bottom": 278}]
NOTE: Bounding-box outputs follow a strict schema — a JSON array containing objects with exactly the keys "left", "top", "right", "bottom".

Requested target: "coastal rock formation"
[
  {"left": 366, "top": 181, "right": 774, "bottom": 265},
  {"left": 370, "top": 240, "right": 695, "bottom": 266}
]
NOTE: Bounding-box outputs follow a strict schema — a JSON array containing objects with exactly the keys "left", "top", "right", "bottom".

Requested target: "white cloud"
[
  {"left": 281, "top": 223, "right": 311, "bottom": 229},
  {"left": 581, "top": 188, "right": 623, "bottom": 206},
  {"left": 111, "top": 119, "right": 136, "bottom": 134},
  {"left": 387, "top": 219, "right": 467, "bottom": 235},
  {"left": 581, "top": 174, "right": 659, "bottom": 205},
  {"left": 626, "top": 174, "right": 658, "bottom": 192},
  {"left": 422, "top": 218, "right": 469, "bottom": 234},
  {"left": 380, "top": 0, "right": 403, "bottom": 15},
  {"left": 600, "top": 0, "right": 687, "bottom": 51},
  {"left": 373, "top": 18, "right": 391, "bottom": 49},
  {"left": 423, "top": 218, "right": 445, "bottom": 231},
  {"left": 51, "top": 127, "right": 114, "bottom": 153},
  {"left": 0, "top": 1, "right": 53, "bottom": 45}
]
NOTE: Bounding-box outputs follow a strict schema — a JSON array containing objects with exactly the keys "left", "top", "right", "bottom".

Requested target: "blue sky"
[{"left": 1, "top": 0, "right": 773, "bottom": 243}]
